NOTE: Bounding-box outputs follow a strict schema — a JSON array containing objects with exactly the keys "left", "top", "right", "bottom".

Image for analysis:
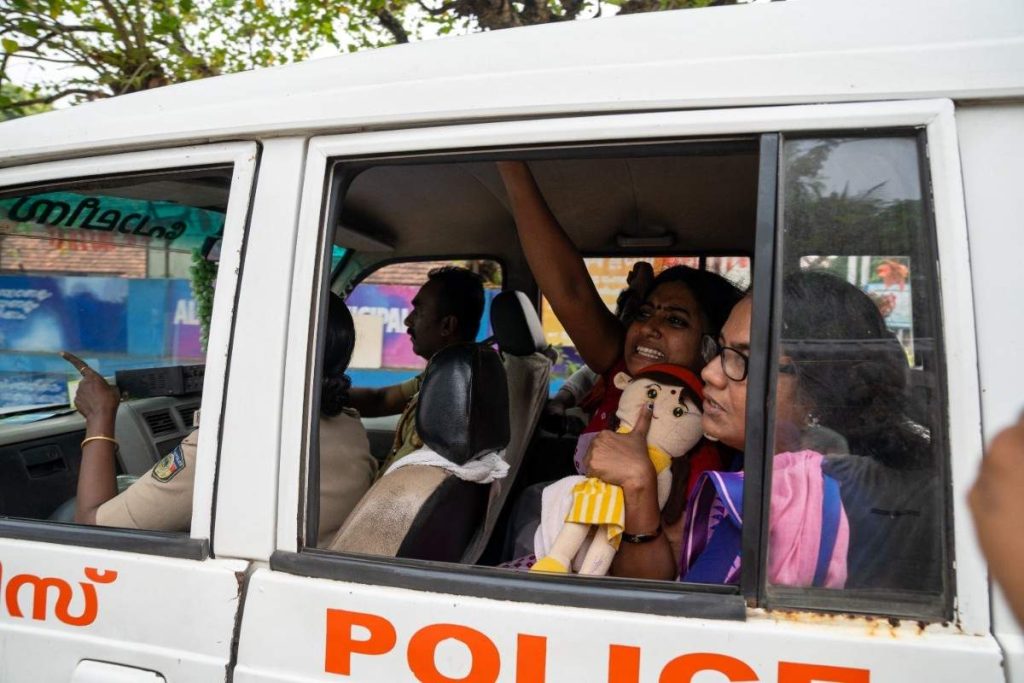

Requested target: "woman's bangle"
[
  {"left": 81, "top": 435, "right": 119, "bottom": 451},
  {"left": 621, "top": 524, "right": 662, "bottom": 544}
]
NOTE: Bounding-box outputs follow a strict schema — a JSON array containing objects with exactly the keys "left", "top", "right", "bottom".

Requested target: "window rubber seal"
[{"left": 272, "top": 549, "right": 746, "bottom": 621}]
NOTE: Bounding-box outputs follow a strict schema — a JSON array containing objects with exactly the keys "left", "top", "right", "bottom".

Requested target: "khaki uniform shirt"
[
  {"left": 97, "top": 409, "right": 377, "bottom": 547},
  {"left": 379, "top": 373, "right": 423, "bottom": 474},
  {"left": 316, "top": 408, "right": 378, "bottom": 545},
  {"left": 95, "top": 429, "right": 197, "bottom": 531}
]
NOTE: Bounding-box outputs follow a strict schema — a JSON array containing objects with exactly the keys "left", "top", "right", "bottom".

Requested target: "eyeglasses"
[{"left": 700, "top": 334, "right": 797, "bottom": 382}]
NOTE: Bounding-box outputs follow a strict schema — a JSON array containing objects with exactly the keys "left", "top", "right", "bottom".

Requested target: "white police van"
[{"left": 0, "top": 0, "right": 1022, "bottom": 680}]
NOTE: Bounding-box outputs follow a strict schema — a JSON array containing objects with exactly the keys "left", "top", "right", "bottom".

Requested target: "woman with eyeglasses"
[
  {"left": 682, "top": 270, "right": 937, "bottom": 588},
  {"left": 702, "top": 272, "right": 925, "bottom": 461}
]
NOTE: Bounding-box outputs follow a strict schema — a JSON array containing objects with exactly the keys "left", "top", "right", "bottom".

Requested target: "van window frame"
[
  {"left": 0, "top": 143, "right": 259, "bottom": 559},
  {"left": 287, "top": 138, "right": 758, "bottom": 621},
  {"left": 275, "top": 101, "right": 978, "bottom": 627},
  {"left": 756, "top": 129, "right": 954, "bottom": 621}
]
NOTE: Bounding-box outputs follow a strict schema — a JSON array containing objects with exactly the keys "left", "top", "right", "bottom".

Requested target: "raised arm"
[
  {"left": 497, "top": 161, "right": 624, "bottom": 374},
  {"left": 62, "top": 352, "right": 121, "bottom": 525}
]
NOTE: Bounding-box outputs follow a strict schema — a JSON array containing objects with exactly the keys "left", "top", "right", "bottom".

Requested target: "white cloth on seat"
[{"left": 384, "top": 446, "right": 510, "bottom": 484}]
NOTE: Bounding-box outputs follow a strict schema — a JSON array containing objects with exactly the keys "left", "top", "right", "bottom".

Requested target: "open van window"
[
  {"left": 303, "top": 140, "right": 759, "bottom": 616},
  {"left": 0, "top": 168, "right": 230, "bottom": 524},
  {"left": 297, "top": 132, "right": 952, "bottom": 621}
]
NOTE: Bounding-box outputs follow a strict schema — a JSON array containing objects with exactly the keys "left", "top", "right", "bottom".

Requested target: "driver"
[{"left": 349, "top": 265, "right": 485, "bottom": 474}]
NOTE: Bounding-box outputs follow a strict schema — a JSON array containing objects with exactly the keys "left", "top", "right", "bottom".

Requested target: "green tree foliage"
[
  {"left": 783, "top": 140, "right": 924, "bottom": 260},
  {"left": 340, "top": 0, "right": 734, "bottom": 49},
  {"left": 0, "top": 0, "right": 351, "bottom": 112},
  {"left": 1, "top": 0, "right": 737, "bottom": 113},
  {"left": 189, "top": 248, "right": 217, "bottom": 351},
  {"left": 0, "top": 82, "right": 52, "bottom": 118}
]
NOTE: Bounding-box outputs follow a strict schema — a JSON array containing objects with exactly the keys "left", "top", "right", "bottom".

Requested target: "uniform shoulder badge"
[{"left": 152, "top": 445, "right": 186, "bottom": 483}]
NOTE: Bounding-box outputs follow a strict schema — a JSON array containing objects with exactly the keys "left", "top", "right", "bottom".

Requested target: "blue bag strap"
[
  {"left": 682, "top": 472, "right": 745, "bottom": 585},
  {"left": 813, "top": 473, "right": 842, "bottom": 587},
  {"left": 684, "top": 514, "right": 741, "bottom": 584},
  {"left": 716, "top": 472, "right": 745, "bottom": 523}
]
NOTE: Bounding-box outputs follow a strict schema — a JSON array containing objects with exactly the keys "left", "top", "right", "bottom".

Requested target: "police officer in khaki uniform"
[
  {"left": 349, "top": 266, "right": 485, "bottom": 474},
  {"left": 64, "top": 294, "right": 377, "bottom": 547}
]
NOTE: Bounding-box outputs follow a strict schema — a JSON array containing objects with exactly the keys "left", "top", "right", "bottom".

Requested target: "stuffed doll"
[{"left": 531, "top": 364, "right": 706, "bottom": 576}]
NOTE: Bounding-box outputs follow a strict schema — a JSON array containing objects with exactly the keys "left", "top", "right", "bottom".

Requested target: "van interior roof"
[{"left": 335, "top": 143, "right": 760, "bottom": 267}]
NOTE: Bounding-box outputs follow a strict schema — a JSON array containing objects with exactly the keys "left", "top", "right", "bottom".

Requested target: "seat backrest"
[
  {"left": 461, "top": 290, "right": 551, "bottom": 564},
  {"left": 328, "top": 343, "right": 509, "bottom": 562}
]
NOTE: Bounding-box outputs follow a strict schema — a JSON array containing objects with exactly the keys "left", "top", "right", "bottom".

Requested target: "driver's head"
[{"left": 404, "top": 266, "right": 485, "bottom": 361}]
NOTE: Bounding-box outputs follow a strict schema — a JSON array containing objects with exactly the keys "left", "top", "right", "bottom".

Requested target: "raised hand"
[
  {"left": 60, "top": 351, "right": 119, "bottom": 421},
  {"left": 583, "top": 401, "right": 655, "bottom": 491}
]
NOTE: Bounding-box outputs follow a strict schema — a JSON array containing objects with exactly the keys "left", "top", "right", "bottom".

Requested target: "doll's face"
[{"left": 615, "top": 374, "right": 703, "bottom": 456}]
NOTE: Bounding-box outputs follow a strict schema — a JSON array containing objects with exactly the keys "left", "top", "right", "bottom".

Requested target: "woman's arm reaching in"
[{"left": 498, "top": 161, "right": 624, "bottom": 374}]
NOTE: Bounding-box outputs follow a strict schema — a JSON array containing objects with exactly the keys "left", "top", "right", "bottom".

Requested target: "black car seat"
[
  {"left": 460, "top": 290, "right": 550, "bottom": 563},
  {"left": 327, "top": 343, "right": 509, "bottom": 562}
]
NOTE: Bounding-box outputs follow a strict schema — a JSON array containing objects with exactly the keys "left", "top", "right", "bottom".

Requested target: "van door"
[
  {"left": 0, "top": 143, "right": 256, "bottom": 680},
  {"left": 234, "top": 101, "right": 1002, "bottom": 682}
]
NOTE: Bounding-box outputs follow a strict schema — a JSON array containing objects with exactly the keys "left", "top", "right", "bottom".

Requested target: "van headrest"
[
  {"left": 416, "top": 343, "right": 510, "bottom": 466},
  {"left": 490, "top": 290, "right": 546, "bottom": 357}
]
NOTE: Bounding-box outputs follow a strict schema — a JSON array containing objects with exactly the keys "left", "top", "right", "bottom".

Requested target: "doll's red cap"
[{"left": 633, "top": 364, "right": 704, "bottom": 400}]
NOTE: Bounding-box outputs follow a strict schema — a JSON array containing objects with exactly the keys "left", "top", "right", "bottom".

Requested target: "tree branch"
[
  {"left": 376, "top": 8, "right": 410, "bottom": 43},
  {"left": 35, "top": 24, "right": 109, "bottom": 33},
  {"left": 468, "top": 0, "right": 522, "bottom": 30},
  {"left": 417, "top": 0, "right": 460, "bottom": 16},
  {"left": 98, "top": 0, "right": 136, "bottom": 50},
  {"left": 125, "top": 1, "right": 148, "bottom": 57},
  {"left": 1, "top": 87, "right": 103, "bottom": 110},
  {"left": 8, "top": 54, "right": 83, "bottom": 64},
  {"left": 559, "top": 0, "right": 587, "bottom": 21}
]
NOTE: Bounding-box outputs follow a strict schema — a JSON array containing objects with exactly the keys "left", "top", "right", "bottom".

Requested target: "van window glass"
[
  {"left": 0, "top": 168, "right": 231, "bottom": 526},
  {"left": 765, "top": 136, "right": 947, "bottom": 611}
]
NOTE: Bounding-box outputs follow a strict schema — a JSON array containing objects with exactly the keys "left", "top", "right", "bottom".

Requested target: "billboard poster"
[
  {"left": 346, "top": 284, "right": 497, "bottom": 371},
  {"left": 167, "top": 279, "right": 203, "bottom": 359},
  {"left": 540, "top": 257, "right": 700, "bottom": 347},
  {"left": 0, "top": 276, "right": 127, "bottom": 353},
  {"left": 0, "top": 275, "right": 202, "bottom": 410},
  {"left": 347, "top": 284, "right": 423, "bottom": 369}
]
